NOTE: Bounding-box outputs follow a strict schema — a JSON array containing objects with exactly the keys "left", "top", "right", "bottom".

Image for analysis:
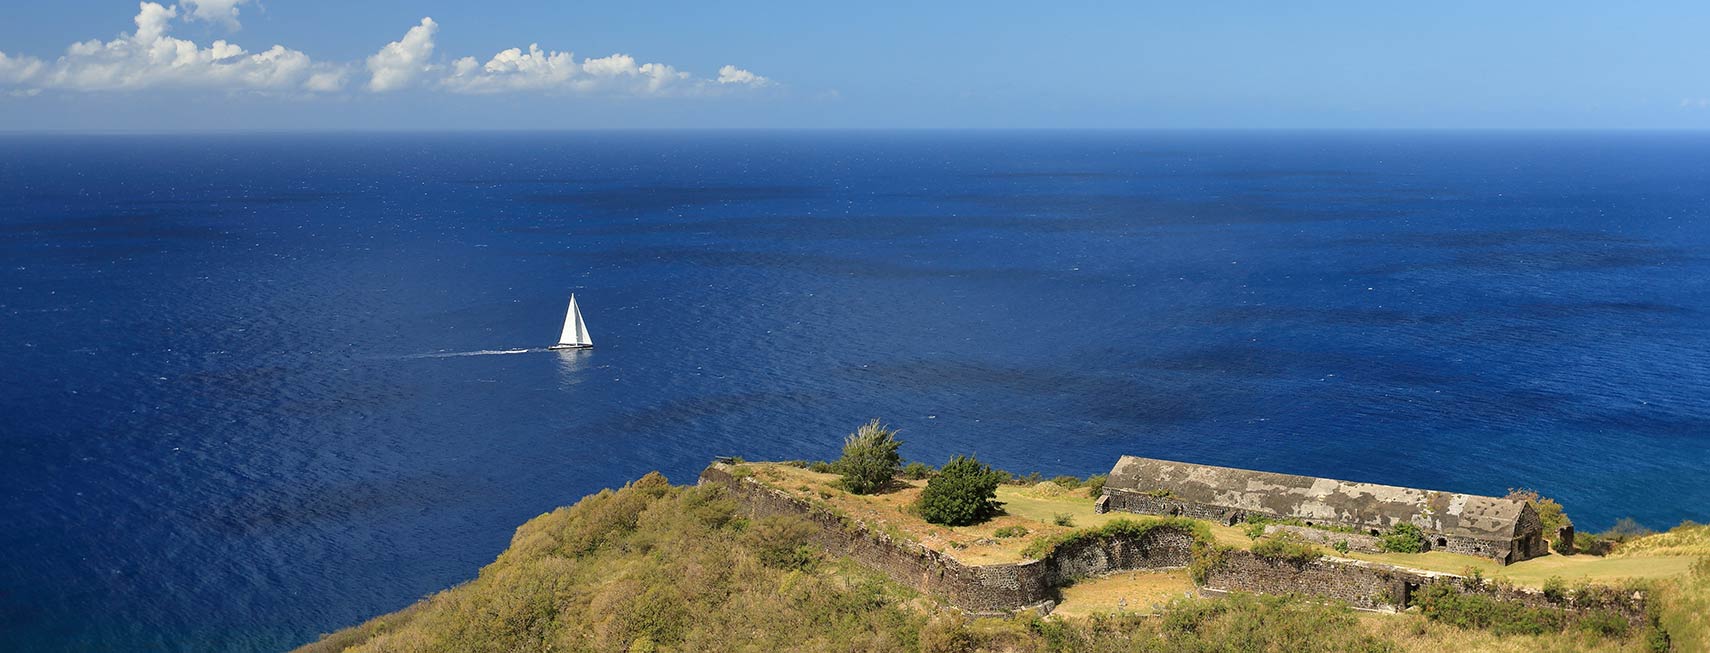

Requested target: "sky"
[{"left": 1, "top": 0, "right": 1708, "bottom": 131}]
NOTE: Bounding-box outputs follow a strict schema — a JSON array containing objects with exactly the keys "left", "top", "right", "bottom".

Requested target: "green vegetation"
[
  {"left": 993, "top": 525, "right": 1029, "bottom": 539},
  {"left": 1242, "top": 514, "right": 1360, "bottom": 540},
  {"left": 1083, "top": 473, "right": 1107, "bottom": 498},
  {"left": 1412, "top": 581, "right": 1643, "bottom": 642},
  {"left": 298, "top": 469, "right": 1709, "bottom": 653},
  {"left": 1251, "top": 533, "right": 1323, "bottom": 564},
  {"left": 834, "top": 419, "right": 902, "bottom": 495},
  {"left": 1050, "top": 475, "right": 1082, "bottom": 490},
  {"left": 900, "top": 461, "right": 933, "bottom": 480},
  {"left": 1378, "top": 523, "right": 1428, "bottom": 554},
  {"left": 1507, "top": 488, "right": 1573, "bottom": 551},
  {"left": 913, "top": 455, "right": 1005, "bottom": 526},
  {"left": 1022, "top": 517, "right": 1211, "bottom": 560},
  {"left": 1052, "top": 513, "right": 1075, "bottom": 527}
]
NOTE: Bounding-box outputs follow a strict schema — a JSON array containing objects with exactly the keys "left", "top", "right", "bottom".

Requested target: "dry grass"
[
  {"left": 1358, "top": 613, "right": 1651, "bottom": 653},
  {"left": 1611, "top": 522, "right": 1710, "bottom": 558},
  {"left": 1051, "top": 570, "right": 1198, "bottom": 618}
]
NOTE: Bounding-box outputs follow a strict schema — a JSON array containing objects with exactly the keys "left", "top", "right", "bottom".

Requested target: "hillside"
[{"left": 297, "top": 471, "right": 1708, "bottom": 653}]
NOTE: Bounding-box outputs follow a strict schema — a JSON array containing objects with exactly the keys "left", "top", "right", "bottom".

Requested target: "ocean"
[{"left": 2, "top": 130, "right": 1708, "bottom": 651}]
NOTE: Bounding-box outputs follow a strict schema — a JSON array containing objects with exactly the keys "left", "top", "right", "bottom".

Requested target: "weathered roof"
[{"left": 1105, "top": 456, "right": 1529, "bottom": 541}]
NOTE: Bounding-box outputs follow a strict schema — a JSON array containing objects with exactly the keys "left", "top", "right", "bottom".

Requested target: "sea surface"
[{"left": 3, "top": 131, "right": 1709, "bottom": 651}]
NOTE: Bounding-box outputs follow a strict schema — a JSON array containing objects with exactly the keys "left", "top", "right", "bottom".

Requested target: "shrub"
[
  {"left": 1244, "top": 522, "right": 1269, "bottom": 540},
  {"left": 1378, "top": 523, "right": 1427, "bottom": 553},
  {"left": 914, "top": 455, "right": 1006, "bottom": 526},
  {"left": 1052, "top": 513, "right": 1075, "bottom": 527},
  {"left": 1050, "top": 475, "right": 1082, "bottom": 490},
  {"left": 1602, "top": 517, "right": 1657, "bottom": 542},
  {"left": 806, "top": 460, "right": 835, "bottom": 474},
  {"left": 993, "top": 526, "right": 1029, "bottom": 538},
  {"left": 834, "top": 419, "right": 902, "bottom": 495},
  {"left": 746, "top": 515, "right": 819, "bottom": 570},
  {"left": 1251, "top": 534, "right": 1323, "bottom": 564},
  {"left": 1413, "top": 582, "right": 1568, "bottom": 636},
  {"left": 1333, "top": 540, "right": 1350, "bottom": 554},
  {"left": 1576, "top": 610, "right": 1630, "bottom": 638},
  {"left": 1084, "top": 474, "right": 1107, "bottom": 498},
  {"left": 1542, "top": 576, "right": 1567, "bottom": 603},
  {"left": 1013, "top": 471, "right": 1044, "bottom": 486},
  {"left": 901, "top": 461, "right": 933, "bottom": 480}
]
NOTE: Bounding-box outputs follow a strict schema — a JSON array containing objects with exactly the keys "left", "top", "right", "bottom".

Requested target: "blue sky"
[{"left": 1, "top": 0, "right": 1708, "bottom": 130}]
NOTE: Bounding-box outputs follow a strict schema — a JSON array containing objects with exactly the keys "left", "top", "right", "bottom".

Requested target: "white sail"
[{"left": 557, "top": 294, "right": 593, "bottom": 347}]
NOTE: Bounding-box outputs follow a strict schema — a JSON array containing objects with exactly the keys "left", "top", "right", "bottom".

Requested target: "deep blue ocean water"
[{"left": 3, "top": 131, "right": 1709, "bottom": 651}]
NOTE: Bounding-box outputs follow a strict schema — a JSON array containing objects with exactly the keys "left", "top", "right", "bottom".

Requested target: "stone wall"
[
  {"left": 703, "top": 463, "right": 1646, "bottom": 625},
  {"left": 1201, "top": 549, "right": 1649, "bottom": 627},
  {"left": 700, "top": 464, "right": 1195, "bottom": 614},
  {"left": 1105, "top": 487, "right": 1528, "bottom": 564},
  {"left": 1201, "top": 550, "right": 1414, "bottom": 611}
]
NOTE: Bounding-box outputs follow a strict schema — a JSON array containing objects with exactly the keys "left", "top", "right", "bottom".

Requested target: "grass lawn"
[{"left": 1051, "top": 570, "right": 1198, "bottom": 618}]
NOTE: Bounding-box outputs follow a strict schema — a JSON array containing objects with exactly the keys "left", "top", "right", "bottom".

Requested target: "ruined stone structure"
[
  {"left": 701, "top": 461, "right": 1643, "bottom": 627},
  {"left": 1098, "top": 456, "right": 1547, "bottom": 564},
  {"left": 699, "top": 462, "right": 1196, "bottom": 614}
]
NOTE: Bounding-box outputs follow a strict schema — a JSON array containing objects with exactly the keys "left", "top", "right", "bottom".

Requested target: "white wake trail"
[{"left": 397, "top": 348, "right": 542, "bottom": 359}]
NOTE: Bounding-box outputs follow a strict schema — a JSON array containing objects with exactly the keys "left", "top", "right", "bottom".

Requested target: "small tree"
[
  {"left": 1378, "top": 522, "right": 1427, "bottom": 553},
  {"left": 1506, "top": 488, "right": 1573, "bottom": 551},
  {"left": 915, "top": 455, "right": 1005, "bottom": 526},
  {"left": 834, "top": 419, "right": 902, "bottom": 495}
]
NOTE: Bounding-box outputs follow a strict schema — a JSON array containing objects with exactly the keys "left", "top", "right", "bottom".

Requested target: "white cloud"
[
  {"left": 179, "top": 0, "right": 251, "bottom": 30},
  {"left": 0, "top": 5, "right": 769, "bottom": 100},
  {"left": 716, "top": 65, "right": 768, "bottom": 87},
  {"left": 367, "top": 17, "right": 437, "bottom": 92},
  {"left": 6, "top": 2, "right": 340, "bottom": 92},
  {"left": 443, "top": 48, "right": 763, "bottom": 96},
  {"left": 0, "top": 51, "right": 46, "bottom": 85}
]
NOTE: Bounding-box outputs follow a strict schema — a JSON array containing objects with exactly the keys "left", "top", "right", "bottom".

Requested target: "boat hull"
[{"left": 549, "top": 344, "right": 593, "bottom": 350}]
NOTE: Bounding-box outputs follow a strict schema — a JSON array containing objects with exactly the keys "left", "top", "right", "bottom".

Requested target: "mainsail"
[{"left": 557, "top": 294, "right": 593, "bottom": 348}]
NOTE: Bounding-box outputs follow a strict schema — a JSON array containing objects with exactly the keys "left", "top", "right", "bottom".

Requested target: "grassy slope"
[{"left": 296, "top": 470, "right": 1708, "bottom": 653}]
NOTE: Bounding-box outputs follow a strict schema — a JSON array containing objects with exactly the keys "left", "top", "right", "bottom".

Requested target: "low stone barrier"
[
  {"left": 699, "top": 463, "right": 1194, "bottom": 614},
  {"left": 702, "top": 463, "right": 1648, "bottom": 625}
]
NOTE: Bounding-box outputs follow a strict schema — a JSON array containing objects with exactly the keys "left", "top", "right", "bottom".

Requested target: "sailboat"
[{"left": 548, "top": 294, "right": 594, "bottom": 350}]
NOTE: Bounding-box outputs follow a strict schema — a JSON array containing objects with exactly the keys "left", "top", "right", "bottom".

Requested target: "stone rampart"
[{"left": 699, "top": 463, "right": 1195, "bottom": 614}]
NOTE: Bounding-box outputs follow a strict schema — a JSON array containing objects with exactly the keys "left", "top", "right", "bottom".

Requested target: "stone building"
[{"left": 1096, "top": 455, "right": 1547, "bottom": 564}]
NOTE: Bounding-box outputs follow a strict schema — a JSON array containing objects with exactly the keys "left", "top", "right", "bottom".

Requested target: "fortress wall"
[
  {"left": 702, "top": 463, "right": 1645, "bottom": 625},
  {"left": 699, "top": 464, "right": 1194, "bottom": 614}
]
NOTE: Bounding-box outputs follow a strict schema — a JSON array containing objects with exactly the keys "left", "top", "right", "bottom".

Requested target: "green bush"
[
  {"left": 1542, "top": 576, "right": 1567, "bottom": 603},
  {"left": 1332, "top": 540, "right": 1350, "bottom": 554},
  {"left": 1052, "top": 513, "right": 1075, "bottom": 527},
  {"left": 834, "top": 419, "right": 902, "bottom": 495},
  {"left": 993, "top": 526, "right": 1029, "bottom": 539},
  {"left": 746, "top": 515, "right": 820, "bottom": 570},
  {"left": 1050, "top": 475, "right": 1082, "bottom": 490},
  {"left": 1378, "top": 523, "right": 1427, "bottom": 553},
  {"left": 1576, "top": 610, "right": 1630, "bottom": 638},
  {"left": 1084, "top": 474, "right": 1107, "bottom": 498},
  {"left": 901, "top": 461, "right": 933, "bottom": 480},
  {"left": 1414, "top": 582, "right": 1572, "bottom": 637},
  {"left": 1251, "top": 534, "right": 1323, "bottom": 564},
  {"left": 806, "top": 460, "right": 835, "bottom": 474},
  {"left": 914, "top": 455, "right": 1006, "bottom": 526}
]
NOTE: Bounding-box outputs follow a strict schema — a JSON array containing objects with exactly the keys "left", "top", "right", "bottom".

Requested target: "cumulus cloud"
[
  {"left": 0, "top": 2, "right": 342, "bottom": 93},
  {"left": 0, "top": 4, "right": 768, "bottom": 99},
  {"left": 716, "top": 65, "right": 769, "bottom": 87},
  {"left": 443, "top": 47, "right": 762, "bottom": 96},
  {"left": 367, "top": 17, "right": 437, "bottom": 92},
  {"left": 0, "top": 51, "right": 46, "bottom": 85},
  {"left": 179, "top": 0, "right": 251, "bottom": 30}
]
